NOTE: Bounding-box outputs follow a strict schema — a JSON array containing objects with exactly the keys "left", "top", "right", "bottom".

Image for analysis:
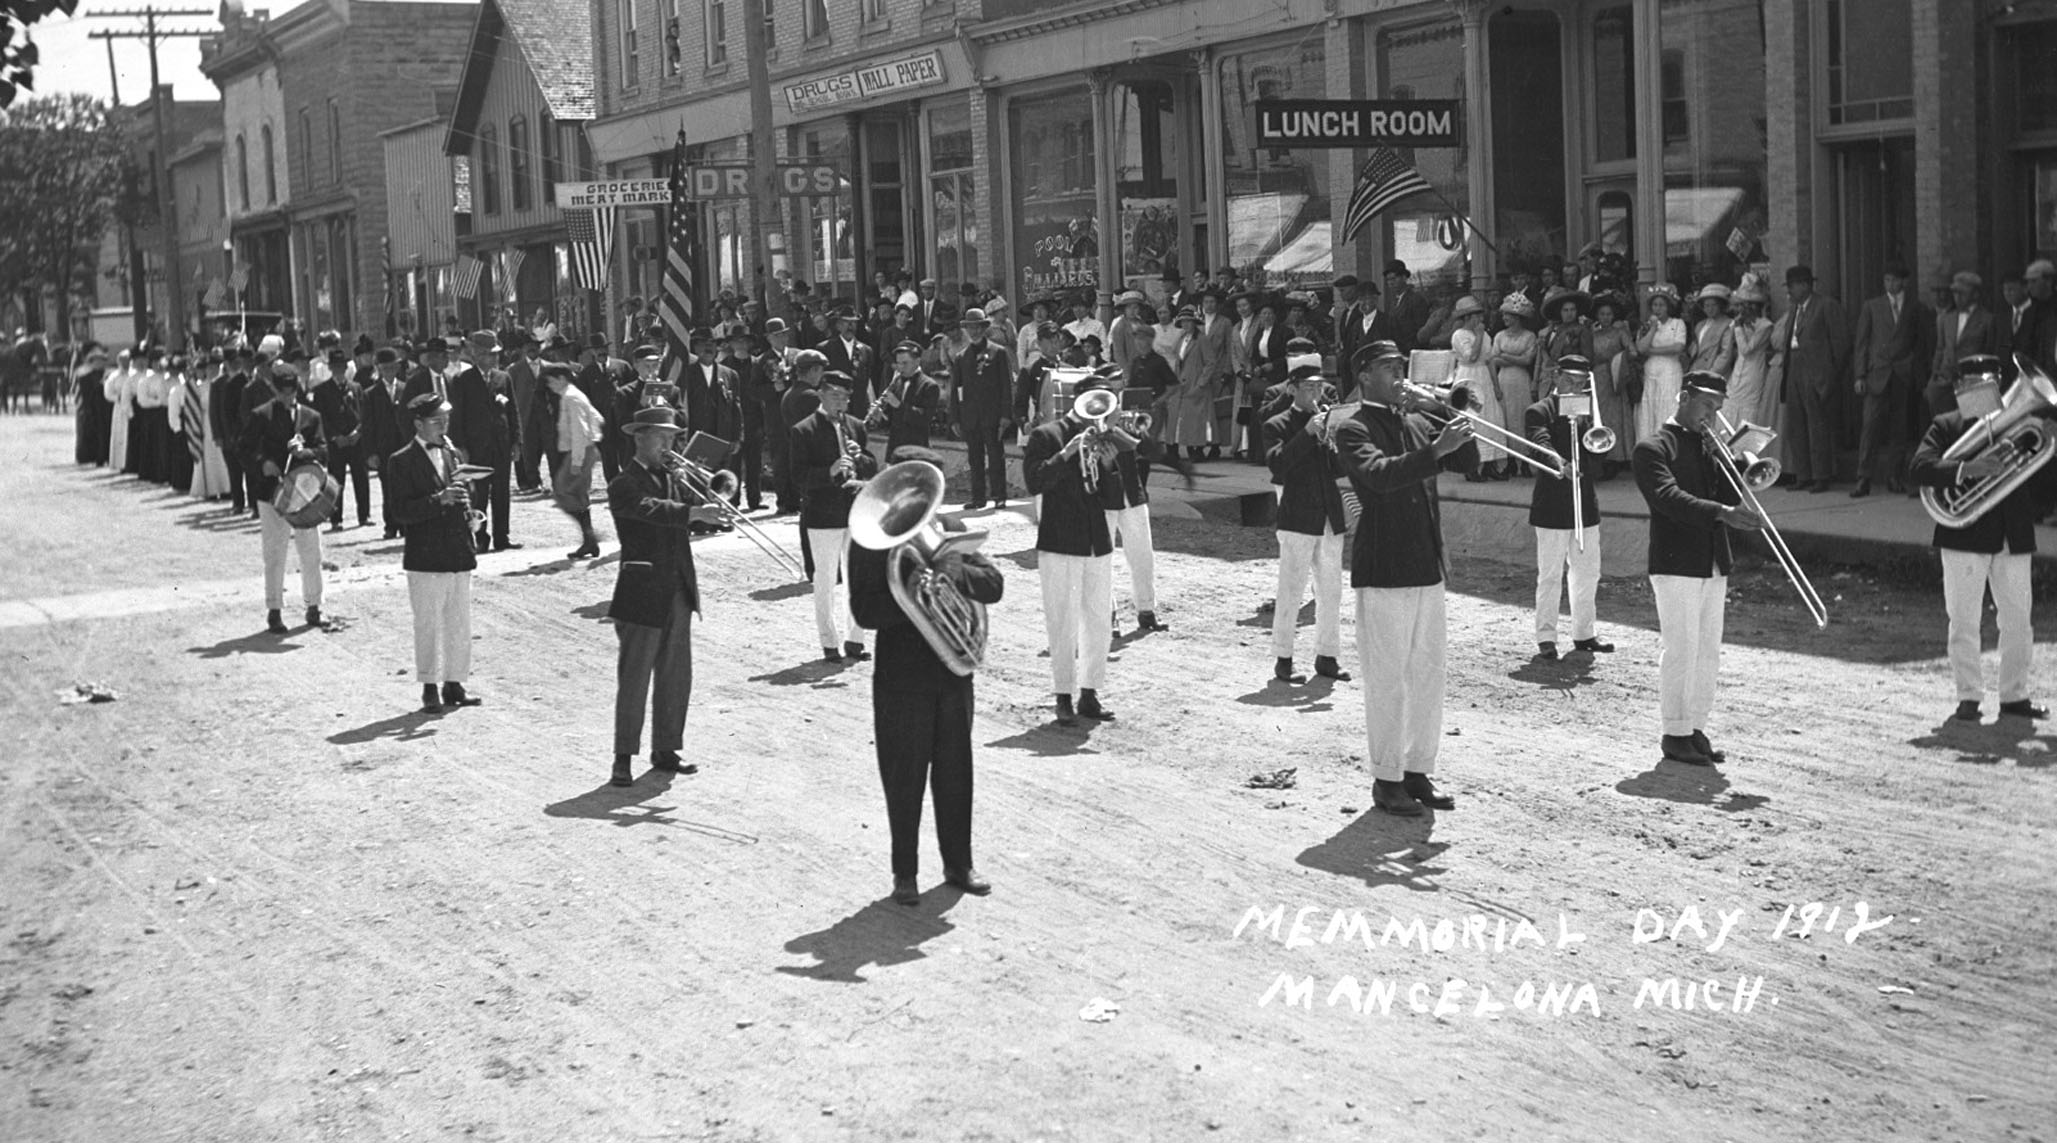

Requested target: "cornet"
[{"left": 1071, "top": 387, "right": 1124, "bottom": 491}]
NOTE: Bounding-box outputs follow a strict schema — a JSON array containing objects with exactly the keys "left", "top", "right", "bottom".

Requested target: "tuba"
[
  {"left": 1920, "top": 353, "right": 2057, "bottom": 528},
  {"left": 849, "top": 461, "right": 989, "bottom": 675}
]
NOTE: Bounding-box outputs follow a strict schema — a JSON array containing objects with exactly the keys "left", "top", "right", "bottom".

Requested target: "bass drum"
[{"left": 273, "top": 461, "right": 340, "bottom": 528}]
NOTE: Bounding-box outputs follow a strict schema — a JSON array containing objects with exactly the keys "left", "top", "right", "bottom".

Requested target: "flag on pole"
[
  {"left": 1339, "top": 147, "right": 1434, "bottom": 246},
  {"left": 454, "top": 253, "right": 484, "bottom": 299},
  {"left": 504, "top": 248, "right": 526, "bottom": 298},
  {"left": 658, "top": 126, "right": 695, "bottom": 384},
  {"left": 564, "top": 209, "right": 614, "bottom": 292}
]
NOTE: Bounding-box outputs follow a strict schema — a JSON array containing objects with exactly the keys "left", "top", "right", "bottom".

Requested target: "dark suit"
[
  {"left": 507, "top": 356, "right": 544, "bottom": 489},
  {"left": 210, "top": 370, "right": 251, "bottom": 510},
  {"left": 607, "top": 458, "right": 704, "bottom": 758},
  {"left": 578, "top": 358, "right": 633, "bottom": 479},
  {"left": 824, "top": 337, "right": 878, "bottom": 415},
  {"left": 913, "top": 299, "right": 955, "bottom": 344},
  {"left": 850, "top": 533, "right": 1005, "bottom": 879},
  {"left": 309, "top": 375, "right": 370, "bottom": 526},
  {"left": 1384, "top": 287, "right": 1432, "bottom": 356},
  {"left": 1771, "top": 293, "right": 1851, "bottom": 483},
  {"left": 447, "top": 364, "right": 520, "bottom": 544},
  {"left": 951, "top": 342, "right": 1014, "bottom": 503},
  {"left": 1930, "top": 307, "right": 1998, "bottom": 415},
  {"left": 1852, "top": 291, "right": 1934, "bottom": 482},
  {"left": 874, "top": 370, "right": 943, "bottom": 454}
]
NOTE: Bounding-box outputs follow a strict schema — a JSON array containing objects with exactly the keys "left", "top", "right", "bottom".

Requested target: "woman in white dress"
[
  {"left": 1726, "top": 281, "right": 1778, "bottom": 431},
  {"left": 1686, "top": 283, "right": 1738, "bottom": 378},
  {"left": 1447, "top": 295, "right": 1498, "bottom": 481},
  {"left": 104, "top": 350, "right": 135, "bottom": 473},
  {"left": 1633, "top": 286, "right": 1688, "bottom": 443},
  {"left": 1487, "top": 293, "right": 1539, "bottom": 480}
]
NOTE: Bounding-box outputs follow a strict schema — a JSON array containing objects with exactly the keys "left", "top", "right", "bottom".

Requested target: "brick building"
[
  {"left": 202, "top": 10, "right": 294, "bottom": 326},
  {"left": 95, "top": 95, "right": 221, "bottom": 348}
]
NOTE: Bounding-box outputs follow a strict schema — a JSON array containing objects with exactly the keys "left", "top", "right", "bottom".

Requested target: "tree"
[
  {"left": 2, "top": 0, "right": 80, "bottom": 108},
  {"left": 0, "top": 93, "right": 130, "bottom": 340}
]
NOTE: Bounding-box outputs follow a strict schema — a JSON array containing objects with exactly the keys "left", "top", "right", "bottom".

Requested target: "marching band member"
[
  {"left": 1524, "top": 354, "right": 1614, "bottom": 660},
  {"left": 386, "top": 393, "right": 484, "bottom": 714},
  {"left": 852, "top": 444, "right": 1006, "bottom": 905},
  {"left": 872, "top": 340, "right": 945, "bottom": 453},
  {"left": 238, "top": 362, "right": 328, "bottom": 634},
  {"left": 1332, "top": 340, "right": 1478, "bottom": 815},
  {"left": 606, "top": 408, "right": 726, "bottom": 787},
  {"left": 1910, "top": 355, "right": 2053, "bottom": 722},
  {"left": 1264, "top": 361, "right": 1351, "bottom": 684},
  {"left": 791, "top": 371, "right": 880, "bottom": 661},
  {"left": 544, "top": 362, "right": 607, "bottom": 559},
  {"left": 1023, "top": 374, "right": 1123, "bottom": 724},
  {"left": 1632, "top": 370, "right": 1766, "bottom": 765},
  {"left": 1101, "top": 389, "right": 1168, "bottom": 635}
]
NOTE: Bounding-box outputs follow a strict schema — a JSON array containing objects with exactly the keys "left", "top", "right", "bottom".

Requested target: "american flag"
[
  {"left": 454, "top": 253, "right": 484, "bottom": 299},
  {"left": 564, "top": 208, "right": 615, "bottom": 293},
  {"left": 503, "top": 248, "right": 526, "bottom": 299},
  {"left": 658, "top": 126, "right": 695, "bottom": 385},
  {"left": 1339, "top": 147, "right": 1434, "bottom": 245}
]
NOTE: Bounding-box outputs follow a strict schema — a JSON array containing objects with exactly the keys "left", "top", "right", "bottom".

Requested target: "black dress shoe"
[
  {"left": 1536, "top": 641, "right": 1558, "bottom": 660},
  {"left": 822, "top": 647, "right": 843, "bottom": 662},
  {"left": 304, "top": 606, "right": 322, "bottom": 628},
  {"left": 1403, "top": 771, "right": 1455, "bottom": 810},
  {"left": 1054, "top": 694, "right": 1077, "bottom": 726},
  {"left": 495, "top": 538, "right": 524, "bottom": 551},
  {"left": 1886, "top": 477, "right": 1906, "bottom": 494},
  {"left": 2000, "top": 699, "right": 2050, "bottom": 719},
  {"left": 892, "top": 876, "right": 920, "bottom": 905},
  {"left": 266, "top": 609, "right": 288, "bottom": 634},
  {"left": 1661, "top": 734, "right": 1713, "bottom": 765},
  {"left": 1274, "top": 657, "right": 1302, "bottom": 684},
  {"left": 1953, "top": 700, "right": 1982, "bottom": 722},
  {"left": 610, "top": 755, "right": 634, "bottom": 787},
  {"left": 1077, "top": 689, "right": 1114, "bottom": 720},
  {"left": 568, "top": 542, "right": 600, "bottom": 559},
  {"left": 1849, "top": 480, "right": 1872, "bottom": 498},
  {"left": 1371, "top": 778, "right": 1424, "bottom": 817},
  {"left": 1314, "top": 655, "right": 1350, "bottom": 681},
  {"left": 1573, "top": 637, "right": 1615, "bottom": 653},
  {"left": 1136, "top": 610, "right": 1167, "bottom": 631},
  {"left": 842, "top": 641, "right": 872, "bottom": 662},
  {"left": 420, "top": 684, "right": 442, "bottom": 714},
  {"left": 1809, "top": 480, "right": 1833, "bottom": 494},
  {"left": 441, "top": 682, "right": 482, "bottom": 708},
  {"left": 994, "top": 498, "right": 1009, "bottom": 508},
  {"left": 1690, "top": 730, "right": 1727, "bottom": 764},
  {"left": 651, "top": 750, "right": 699, "bottom": 775},
  {"left": 964, "top": 500, "right": 987, "bottom": 511},
  {"left": 945, "top": 866, "right": 992, "bottom": 894}
]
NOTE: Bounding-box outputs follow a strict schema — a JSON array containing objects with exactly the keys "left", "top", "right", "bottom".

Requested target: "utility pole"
[
  {"left": 89, "top": 7, "right": 214, "bottom": 352},
  {"left": 740, "top": 0, "right": 778, "bottom": 312}
]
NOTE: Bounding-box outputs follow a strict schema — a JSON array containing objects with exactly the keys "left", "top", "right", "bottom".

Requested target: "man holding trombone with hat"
[{"left": 1525, "top": 354, "right": 1615, "bottom": 661}]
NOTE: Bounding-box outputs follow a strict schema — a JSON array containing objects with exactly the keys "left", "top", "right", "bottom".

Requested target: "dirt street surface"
[{"left": 2, "top": 415, "right": 2053, "bottom": 1142}]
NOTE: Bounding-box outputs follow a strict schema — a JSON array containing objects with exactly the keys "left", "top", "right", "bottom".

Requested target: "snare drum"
[{"left": 273, "top": 461, "right": 340, "bottom": 528}]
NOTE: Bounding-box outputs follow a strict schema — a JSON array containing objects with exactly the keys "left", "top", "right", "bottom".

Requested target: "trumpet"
[
  {"left": 1400, "top": 381, "right": 1567, "bottom": 479},
  {"left": 664, "top": 448, "right": 810, "bottom": 581},
  {"left": 1704, "top": 412, "right": 1828, "bottom": 628},
  {"left": 1920, "top": 353, "right": 2057, "bottom": 528},
  {"left": 849, "top": 460, "right": 989, "bottom": 675}
]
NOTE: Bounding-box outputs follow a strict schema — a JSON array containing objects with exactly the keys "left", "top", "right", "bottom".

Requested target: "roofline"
[{"left": 379, "top": 115, "right": 448, "bottom": 138}]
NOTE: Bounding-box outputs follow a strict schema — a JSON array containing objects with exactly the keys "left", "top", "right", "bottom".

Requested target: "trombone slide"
[{"left": 1705, "top": 420, "right": 1828, "bottom": 629}]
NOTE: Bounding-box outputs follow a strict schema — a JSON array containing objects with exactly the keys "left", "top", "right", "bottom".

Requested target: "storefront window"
[
  {"left": 2017, "top": 22, "right": 2057, "bottom": 136},
  {"left": 1826, "top": 0, "right": 1913, "bottom": 126},
  {"left": 929, "top": 99, "right": 978, "bottom": 288},
  {"left": 1008, "top": 88, "right": 1098, "bottom": 302},
  {"left": 1661, "top": 0, "right": 1769, "bottom": 288},
  {"left": 1377, "top": 22, "right": 1469, "bottom": 286},
  {"left": 1220, "top": 40, "right": 1330, "bottom": 291},
  {"left": 1112, "top": 78, "right": 1178, "bottom": 297},
  {"left": 790, "top": 121, "right": 853, "bottom": 296},
  {"left": 1490, "top": 10, "right": 1566, "bottom": 277},
  {"left": 1592, "top": 7, "right": 1633, "bottom": 163}
]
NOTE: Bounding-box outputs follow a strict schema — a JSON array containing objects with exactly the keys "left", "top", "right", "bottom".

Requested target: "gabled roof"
[{"left": 447, "top": 0, "right": 594, "bottom": 151}]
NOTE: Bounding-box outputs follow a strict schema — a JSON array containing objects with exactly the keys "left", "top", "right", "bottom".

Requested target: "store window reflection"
[
  {"left": 1009, "top": 89, "right": 1098, "bottom": 302},
  {"left": 1221, "top": 41, "right": 1330, "bottom": 290},
  {"left": 929, "top": 99, "right": 978, "bottom": 287},
  {"left": 1660, "top": 0, "right": 1768, "bottom": 288},
  {"left": 1376, "top": 22, "right": 1467, "bottom": 286},
  {"left": 1112, "top": 78, "right": 1178, "bottom": 293}
]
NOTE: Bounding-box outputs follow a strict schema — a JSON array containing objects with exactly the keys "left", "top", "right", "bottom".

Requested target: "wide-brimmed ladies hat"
[
  {"left": 1696, "top": 282, "right": 1734, "bottom": 306},
  {"left": 1732, "top": 282, "right": 1769, "bottom": 305},
  {"left": 1544, "top": 288, "right": 1592, "bottom": 318},
  {"left": 1499, "top": 293, "right": 1536, "bottom": 319},
  {"left": 1450, "top": 295, "right": 1486, "bottom": 321},
  {"left": 1644, "top": 283, "right": 1681, "bottom": 312}
]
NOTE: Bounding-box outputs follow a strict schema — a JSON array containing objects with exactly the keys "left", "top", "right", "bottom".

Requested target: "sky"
[{"left": 26, "top": 1, "right": 220, "bottom": 106}]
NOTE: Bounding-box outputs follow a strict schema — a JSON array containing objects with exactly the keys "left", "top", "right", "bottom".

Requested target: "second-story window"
[
  {"left": 620, "top": 0, "right": 640, "bottom": 87},
  {"left": 509, "top": 116, "right": 531, "bottom": 210},
  {"left": 235, "top": 134, "right": 250, "bottom": 210},
  {"left": 479, "top": 125, "right": 501, "bottom": 215},
  {"left": 804, "top": 0, "right": 827, "bottom": 39},
  {"left": 262, "top": 124, "right": 277, "bottom": 204},
  {"left": 706, "top": 0, "right": 726, "bottom": 64},
  {"left": 327, "top": 98, "right": 343, "bottom": 185},
  {"left": 540, "top": 113, "right": 560, "bottom": 187},
  {"left": 664, "top": 0, "right": 681, "bottom": 75},
  {"left": 297, "top": 108, "right": 311, "bottom": 188},
  {"left": 764, "top": 0, "right": 775, "bottom": 47},
  {"left": 864, "top": 0, "right": 884, "bottom": 20}
]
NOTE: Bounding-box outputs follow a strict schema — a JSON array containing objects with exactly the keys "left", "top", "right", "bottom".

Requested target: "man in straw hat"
[
  {"left": 1909, "top": 355, "right": 2055, "bottom": 723},
  {"left": 1632, "top": 369, "right": 1766, "bottom": 766},
  {"left": 385, "top": 392, "right": 484, "bottom": 713},
  {"left": 1332, "top": 339, "right": 1479, "bottom": 815},
  {"left": 950, "top": 308, "right": 1015, "bottom": 509},
  {"left": 1525, "top": 354, "right": 1615, "bottom": 661},
  {"left": 603, "top": 406, "right": 728, "bottom": 787}
]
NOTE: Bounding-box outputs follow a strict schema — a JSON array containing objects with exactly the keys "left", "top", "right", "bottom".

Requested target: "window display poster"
[
  {"left": 1018, "top": 207, "right": 1099, "bottom": 299},
  {"left": 1121, "top": 198, "right": 1178, "bottom": 282}
]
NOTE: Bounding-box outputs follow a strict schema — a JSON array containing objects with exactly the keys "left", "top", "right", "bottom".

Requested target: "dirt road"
[{"left": 2, "top": 416, "right": 2052, "bottom": 1142}]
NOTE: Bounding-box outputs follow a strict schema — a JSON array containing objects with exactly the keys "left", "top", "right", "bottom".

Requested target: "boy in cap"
[
  {"left": 1524, "top": 354, "right": 1614, "bottom": 660},
  {"left": 386, "top": 393, "right": 485, "bottom": 713},
  {"left": 238, "top": 362, "right": 329, "bottom": 633},
  {"left": 1022, "top": 371, "right": 1124, "bottom": 724},
  {"left": 1264, "top": 361, "right": 1352, "bottom": 685},
  {"left": 789, "top": 371, "right": 880, "bottom": 659}
]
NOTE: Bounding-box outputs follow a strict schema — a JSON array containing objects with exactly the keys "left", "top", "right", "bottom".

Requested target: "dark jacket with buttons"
[
  {"left": 1265, "top": 405, "right": 1351, "bottom": 536},
  {"left": 850, "top": 526, "right": 1005, "bottom": 694},
  {"left": 1023, "top": 414, "right": 1115, "bottom": 556},
  {"left": 606, "top": 458, "right": 702, "bottom": 625},
  {"left": 1633, "top": 422, "right": 1740, "bottom": 577},
  {"left": 384, "top": 437, "right": 479, "bottom": 573},
  {"left": 1909, "top": 410, "right": 2053, "bottom": 555},
  {"left": 239, "top": 396, "right": 326, "bottom": 504},
  {"left": 1331, "top": 402, "right": 1478, "bottom": 587},
  {"left": 790, "top": 408, "right": 878, "bottom": 529},
  {"left": 1524, "top": 394, "right": 1604, "bottom": 530}
]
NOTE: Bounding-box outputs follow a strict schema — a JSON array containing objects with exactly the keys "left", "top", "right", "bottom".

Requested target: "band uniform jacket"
[
  {"left": 951, "top": 342, "right": 1014, "bottom": 430},
  {"left": 384, "top": 438, "right": 479, "bottom": 573},
  {"left": 849, "top": 532, "right": 1005, "bottom": 694},
  {"left": 1523, "top": 394, "right": 1604, "bottom": 530},
  {"left": 1264, "top": 406, "right": 1351, "bottom": 536},
  {"left": 1769, "top": 294, "right": 1850, "bottom": 399},
  {"left": 1021, "top": 414, "right": 1115, "bottom": 557},
  {"left": 790, "top": 408, "right": 879, "bottom": 529},
  {"left": 1096, "top": 444, "right": 1155, "bottom": 511},
  {"left": 1909, "top": 410, "right": 2056, "bottom": 555},
  {"left": 1331, "top": 402, "right": 1479, "bottom": 588},
  {"left": 606, "top": 459, "right": 704, "bottom": 626},
  {"left": 1632, "top": 422, "right": 1742, "bottom": 578},
  {"left": 1852, "top": 292, "right": 1935, "bottom": 395},
  {"left": 875, "top": 371, "right": 943, "bottom": 453},
  {"left": 238, "top": 395, "right": 326, "bottom": 504}
]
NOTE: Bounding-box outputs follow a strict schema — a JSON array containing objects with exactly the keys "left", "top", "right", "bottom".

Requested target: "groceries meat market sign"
[
  {"left": 785, "top": 49, "right": 947, "bottom": 114},
  {"left": 1254, "top": 100, "right": 1461, "bottom": 148}
]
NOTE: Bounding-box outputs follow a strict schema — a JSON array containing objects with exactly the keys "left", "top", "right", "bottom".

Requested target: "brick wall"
[
  {"left": 1761, "top": 0, "right": 1809, "bottom": 284},
  {"left": 1914, "top": 0, "right": 1980, "bottom": 287}
]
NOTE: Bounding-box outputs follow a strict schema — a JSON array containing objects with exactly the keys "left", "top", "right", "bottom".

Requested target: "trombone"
[
  {"left": 1704, "top": 412, "right": 1828, "bottom": 629},
  {"left": 1400, "top": 380, "right": 1566, "bottom": 480},
  {"left": 1557, "top": 379, "right": 1616, "bottom": 551},
  {"left": 664, "top": 448, "right": 810, "bottom": 581}
]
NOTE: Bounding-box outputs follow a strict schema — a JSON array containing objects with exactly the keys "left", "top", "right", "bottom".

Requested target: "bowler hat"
[
  {"left": 374, "top": 347, "right": 400, "bottom": 364},
  {"left": 270, "top": 362, "right": 303, "bottom": 385},
  {"left": 1384, "top": 260, "right": 1412, "bottom": 278},
  {"left": 763, "top": 317, "right": 791, "bottom": 336},
  {"left": 1681, "top": 369, "right": 1728, "bottom": 396},
  {"left": 585, "top": 332, "right": 611, "bottom": 350},
  {"left": 1784, "top": 265, "right": 1816, "bottom": 284},
  {"left": 622, "top": 407, "right": 686, "bottom": 435},
  {"left": 959, "top": 308, "right": 990, "bottom": 326},
  {"left": 1331, "top": 274, "right": 1359, "bottom": 290},
  {"left": 467, "top": 329, "right": 499, "bottom": 352},
  {"left": 688, "top": 327, "right": 719, "bottom": 345}
]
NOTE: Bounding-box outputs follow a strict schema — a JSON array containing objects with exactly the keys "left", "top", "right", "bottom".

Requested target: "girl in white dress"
[
  {"left": 1633, "top": 287, "right": 1688, "bottom": 443},
  {"left": 1727, "top": 281, "right": 1777, "bottom": 430},
  {"left": 104, "top": 351, "right": 134, "bottom": 473},
  {"left": 1488, "top": 294, "right": 1539, "bottom": 480},
  {"left": 1447, "top": 295, "right": 1498, "bottom": 481}
]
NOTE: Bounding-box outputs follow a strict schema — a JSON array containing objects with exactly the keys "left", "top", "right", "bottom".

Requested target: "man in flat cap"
[{"left": 386, "top": 392, "right": 485, "bottom": 713}]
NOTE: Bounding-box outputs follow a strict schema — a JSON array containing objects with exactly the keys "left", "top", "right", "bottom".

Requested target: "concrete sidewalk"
[{"left": 919, "top": 437, "right": 2057, "bottom": 584}]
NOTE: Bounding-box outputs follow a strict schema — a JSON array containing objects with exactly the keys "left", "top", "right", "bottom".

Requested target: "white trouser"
[
  {"left": 406, "top": 570, "right": 472, "bottom": 684},
  {"left": 1356, "top": 585, "right": 1445, "bottom": 781},
  {"left": 1041, "top": 552, "right": 1113, "bottom": 695},
  {"left": 806, "top": 527, "right": 861, "bottom": 650},
  {"left": 1273, "top": 526, "right": 1344, "bottom": 659},
  {"left": 1650, "top": 574, "right": 1725, "bottom": 737},
  {"left": 1941, "top": 549, "right": 2034, "bottom": 703},
  {"left": 1107, "top": 503, "right": 1157, "bottom": 613},
  {"left": 259, "top": 501, "right": 323, "bottom": 610},
  {"left": 1534, "top": 526, "right": 1601, "bottom": 642}
]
